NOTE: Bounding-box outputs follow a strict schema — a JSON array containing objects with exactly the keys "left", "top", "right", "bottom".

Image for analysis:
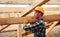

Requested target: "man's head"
[{"left": 34, "top": 6, "right": 44, "bottom": 19}]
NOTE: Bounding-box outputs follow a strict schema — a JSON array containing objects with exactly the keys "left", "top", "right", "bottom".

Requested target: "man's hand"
[
  {"left": 23, "top": 18, "right": 29, "bottom": 24},
  {"left": 23, "top": 16, "right": 37, "bottom": 24}
]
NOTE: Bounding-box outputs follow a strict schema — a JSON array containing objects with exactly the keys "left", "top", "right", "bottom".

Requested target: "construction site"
[{"left": 0, "top": 0, "right": 60, "bottom": 37}]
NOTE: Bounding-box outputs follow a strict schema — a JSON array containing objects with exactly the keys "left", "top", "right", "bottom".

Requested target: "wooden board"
[
  {"left": 46, "top": 25, "right": 60, "bottom": 37},
  {"left": 0, "top": 14, "right": 59, "bottom": 25}
]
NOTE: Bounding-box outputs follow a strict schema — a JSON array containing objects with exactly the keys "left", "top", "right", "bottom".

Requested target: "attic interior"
[{"left": 0, "top": 0, "right": 60, "bottom": 37}]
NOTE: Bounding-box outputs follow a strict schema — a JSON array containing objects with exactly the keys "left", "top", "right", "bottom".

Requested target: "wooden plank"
[
  {"left": 0, "top": 29, "right": 17, "bottom": 33},
  {"left": 2, "top": 25, "right": 18, "bottom": 31},
  {"left": 22, "top": 0, "right": 50, "bottom": 17},
  {"left": 46, "top": 21, "right": 59, "bottom": 35},
  {"left": 0, "top": 25, "right": 10, "bottom": 32},
  {"left": 17, "top": 24, "right": 23, "bottom": 37},
  {"left": 46, "top": 25, "right": 60, "bottom": 37},
  {"left": 0, "top": 14, "right": 59, "bottom": 25},
  {"left": 43, "top": 14, "right": 60, "bottom": 21}
]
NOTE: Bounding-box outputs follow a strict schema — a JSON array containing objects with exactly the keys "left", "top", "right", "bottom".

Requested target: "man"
[
  {"left": 34, "top": 6, "right": 44, "bottom": 19},
  {"left": 23, "top": 6, "right": 46, "bottom": 37},
  {"left": 33, "top": 6, "right": 46, "bottom": 37}
]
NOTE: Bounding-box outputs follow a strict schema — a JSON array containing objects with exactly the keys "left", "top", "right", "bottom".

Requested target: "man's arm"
[{"left": 22, "top": 16, "right": 37, "bottom": 24}]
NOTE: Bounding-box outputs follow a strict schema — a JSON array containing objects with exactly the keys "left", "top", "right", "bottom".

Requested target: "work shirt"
[
  {"left": 23, "top": 18, "right": 46, "bottom": 37},
  {"left": 31, "top": 19, "right": 46, "bottom": 37}
]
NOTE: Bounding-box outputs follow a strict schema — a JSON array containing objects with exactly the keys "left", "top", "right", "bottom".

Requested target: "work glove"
[{"left": 23, "top": 18, "right": 29, "bottom": 24}]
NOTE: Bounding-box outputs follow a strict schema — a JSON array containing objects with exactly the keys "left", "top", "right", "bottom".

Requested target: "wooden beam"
[
  {"left": 22, "top": 0, "right": 50, "bottom": 17},
  {"left": 17, "top": 24, "right": 24, "bottom": 37},
  {"left": 46, "top": 25, "right": 60, "bottom": 37},
  {"left": 46, "top": 21, "right": 59, "bottom": 35},
  {"left": 0, "top": 29, "right": 17, "bottom": 33},
  {"left": 0, "top": 14, "right": 60, "bottom": 25},
  {"left": 0, "top": 25, "right": 10, "bottom": 32},
  {"left": 43, "top": 14, "right": 60, "bottom": 21}
]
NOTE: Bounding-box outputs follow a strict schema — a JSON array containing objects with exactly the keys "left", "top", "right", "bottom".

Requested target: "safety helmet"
[{"left": 35, "top": 6, "right": 44, "bottom": 13}]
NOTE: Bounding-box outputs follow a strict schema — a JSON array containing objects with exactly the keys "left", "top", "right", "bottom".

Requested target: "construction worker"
[{"left": 23, "top": 6, "right": 46, "bottom": 37}]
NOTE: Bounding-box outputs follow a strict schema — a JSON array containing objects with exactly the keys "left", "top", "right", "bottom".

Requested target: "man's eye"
[{"left": 35, "top": 12, "right": 37, "bottom": 13}]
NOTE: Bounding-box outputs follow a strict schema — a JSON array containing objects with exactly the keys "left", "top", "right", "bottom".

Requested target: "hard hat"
[{"left": 35, "top": 6, "right": 44, "bottom": 13}]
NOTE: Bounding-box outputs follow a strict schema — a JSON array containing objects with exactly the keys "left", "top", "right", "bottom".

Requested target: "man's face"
[{"left": 34, "top": 10, "right": 42, "bottom": 19}]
